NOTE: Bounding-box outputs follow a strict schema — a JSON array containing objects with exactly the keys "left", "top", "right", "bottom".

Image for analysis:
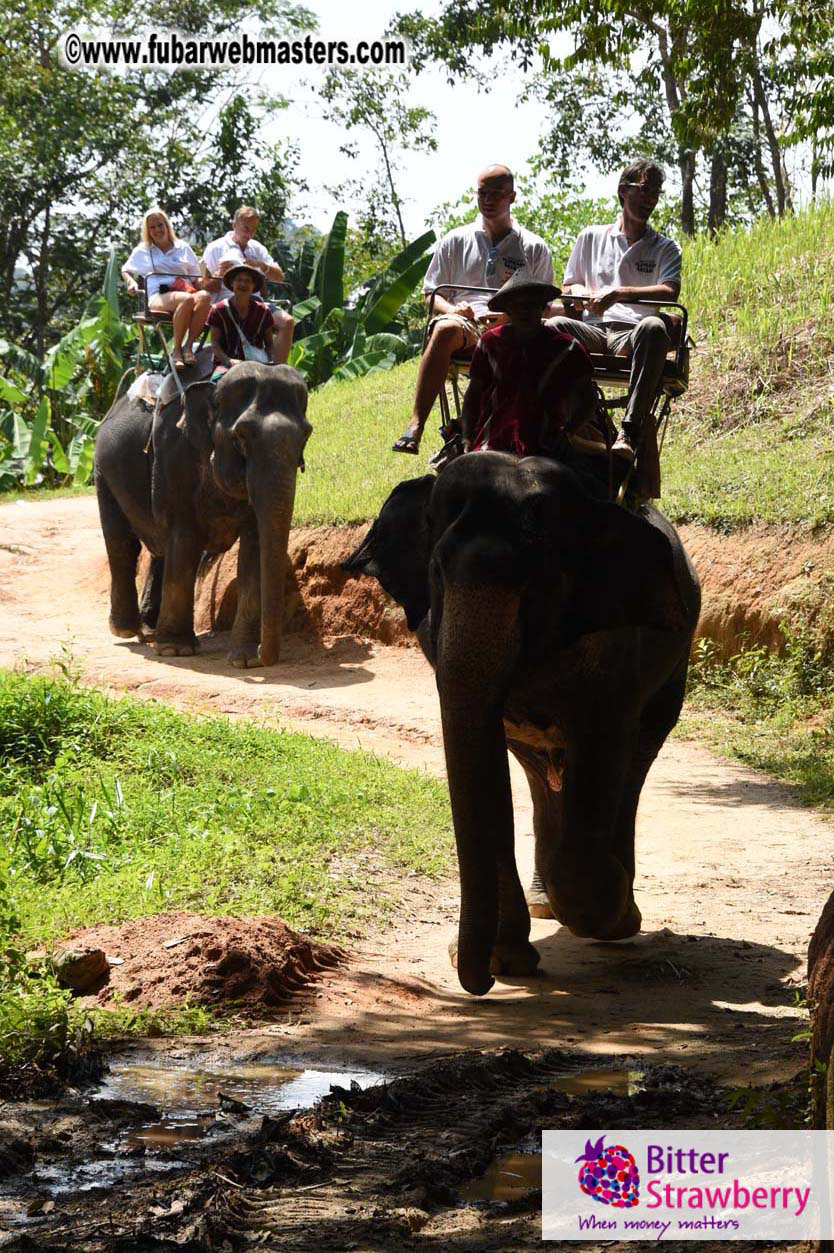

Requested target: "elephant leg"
[
  {"left": 138, "top": 556, "right": 163, "bottom": 637},
  {"left": 610, "top": 661, "right": 687, "bottom": 889},
  {"left": 229, "top": 517, "right": 262, "bottom": 668},
  {"left": 154, "top": 530, "right": 202, "bottom": 656},
  {"left": 542, "top": 721, "right": 640, "bottom": 941},
  {"left": 97, "top": 475, "right": 142, "bottom": 638},
  {"left": 490, "top": 852, "right": 540, "bottom": 976}
]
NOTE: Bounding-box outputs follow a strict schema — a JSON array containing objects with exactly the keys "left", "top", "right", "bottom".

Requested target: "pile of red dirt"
[{"left": 64, "top": 911, "right": 344, "bottom": 1013}]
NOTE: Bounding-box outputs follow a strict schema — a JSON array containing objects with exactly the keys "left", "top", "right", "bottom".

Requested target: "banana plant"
[{"left": 284, "top": 213, "right": 435, "bottom": 388}]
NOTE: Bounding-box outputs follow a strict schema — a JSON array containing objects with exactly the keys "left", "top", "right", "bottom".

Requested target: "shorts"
[{"left": 427, "top": 313, "right": 483, "bottom": 350}]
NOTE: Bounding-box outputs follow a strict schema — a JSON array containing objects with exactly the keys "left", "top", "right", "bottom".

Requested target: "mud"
[
  {"left": 57, "top": 911, "right": 344, "bottom": 1013},
  {"left": 0, "top": 1048, "right": 807, "bottom": 1251}
]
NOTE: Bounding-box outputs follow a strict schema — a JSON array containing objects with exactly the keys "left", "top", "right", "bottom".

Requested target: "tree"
[
  {"left": 0, "top": 0, "right": 312, "bottom": 353},
  {"left": 397, "top": 0, "right": 816, "bottom": 235},
  {"left": 318, "top": 70, "right": 437, "bottom": 247}
]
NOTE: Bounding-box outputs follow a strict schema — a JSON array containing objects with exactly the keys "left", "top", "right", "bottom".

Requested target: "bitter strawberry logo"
[{"left": 576, "top": 1135, "right": 640, "bottom": 1208}]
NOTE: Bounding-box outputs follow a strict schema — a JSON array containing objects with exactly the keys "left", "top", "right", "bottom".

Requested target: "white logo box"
[{"left": 543, "top": 1129, "right": 834, "bottom": 1240}]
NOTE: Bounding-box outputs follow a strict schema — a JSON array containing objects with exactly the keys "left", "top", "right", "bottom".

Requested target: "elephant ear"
[
  {"left": 342, "top": 476, "right": 435, "bottom": 630},
  {"left": 182, "top": 380, "right": 216, "bottom": 454},
  {"left": 573, "top": 503, "right": 693, "bottom": 635}
]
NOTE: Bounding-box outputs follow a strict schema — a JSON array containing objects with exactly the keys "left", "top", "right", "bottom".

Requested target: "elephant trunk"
[
  {"left": 436, "top": 583, "right": 520, "bottom": 996},
  {"left": 247, "top": 440, "right": 300, "bottom": 666}
]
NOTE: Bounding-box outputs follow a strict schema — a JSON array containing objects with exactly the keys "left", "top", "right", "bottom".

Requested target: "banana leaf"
[
  {"left": 329, "top": 349, "right": 397, "bottom": 383},
  {"left": 44, "top": 316, "right": 100, "bottom": 390},
  {"left": 0, "top": 376, "right": 26, "bottom": 407},
  {"left": 50, "top": 430, "right": 69, "bottom": 475},
  {"left": 363, "top": 254, "right": 433, "bottom": 336},
  {"left": 292, "top": 295, "right": 321, "bottom": 320},
  {"left": 9, "top": 411, "right": 30, "bottom": 458},
  {"left": 313, "top": 211, "right": 347, "bottom": 320},
  {"left": 24, "top": 396, "right": 50, "bottom": 485},
  {"left": 363, "top": 332, "right": 409, "bottom": 356}
]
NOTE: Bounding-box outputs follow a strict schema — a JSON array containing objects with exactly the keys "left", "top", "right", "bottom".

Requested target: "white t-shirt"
[
  {"left": 564, "top": 222, "right": 682, "bottom": 324},
  {"left": 202, "top": 231, "right": 276, "bottom": 303},
  {"left": 123, "top": 241, "right": 200, "bottom": 300},
  {"left": 423, "top": 218, "right": 555, "bottom": 318}
]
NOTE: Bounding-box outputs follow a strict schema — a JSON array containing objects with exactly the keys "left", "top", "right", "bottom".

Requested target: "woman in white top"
[{"left": 122, "top": 209, "right": 212, "bottom": 369}]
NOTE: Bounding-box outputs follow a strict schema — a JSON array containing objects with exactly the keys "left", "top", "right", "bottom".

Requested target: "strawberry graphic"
[{"left": 576, "top": 1135, "right": 640, "bottom": 1208}]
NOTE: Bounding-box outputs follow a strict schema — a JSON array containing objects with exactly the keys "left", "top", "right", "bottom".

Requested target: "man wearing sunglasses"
[
  {"left": 392, "top": 164, "right": 554, "bottom": 456},
  {"left": 548, "top": 159, "right": 681, "bottom": 494}
]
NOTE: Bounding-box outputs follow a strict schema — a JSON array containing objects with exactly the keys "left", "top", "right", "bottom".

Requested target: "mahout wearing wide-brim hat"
[
  {"left": 487, "top": 271, "right": 561, "bottom": 312},
  {"left": 223, "top": 262, "right": 266, "bottom": 295}
]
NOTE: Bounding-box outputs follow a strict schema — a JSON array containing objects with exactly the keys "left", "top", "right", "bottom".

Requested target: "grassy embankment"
[{"left": 0, "top": 669, "right": 453, "bottom": 1075}]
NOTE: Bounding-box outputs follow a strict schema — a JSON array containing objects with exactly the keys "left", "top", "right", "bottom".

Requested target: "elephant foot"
[
  {"left": 449, "top": 936, "right": 540, "bottom": 979},
  {"left": 109, "top": 616, "right": 140, "bottom": 639},
  {"left": 593, "top": 899, "right": 642, "bottom": 942},
  {"left": 229, "top": 643, "right": 263, "bottom": 669},
  {"left": 489, "top": 938, "right": 541, "bottom": 977},
  {"left": 526, "top": 872, "right": 555, "bottom": 919},
  {"left": 154, "top": 636, "right": 198, "bottom": 657}
]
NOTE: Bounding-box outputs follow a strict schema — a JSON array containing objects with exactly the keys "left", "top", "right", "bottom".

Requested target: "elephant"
[
  {"left": 94, "top": 362, "right": 311, "bottom": 667},
  {"left": 343, "top": 452, "right": 700, "bottom": 996}
]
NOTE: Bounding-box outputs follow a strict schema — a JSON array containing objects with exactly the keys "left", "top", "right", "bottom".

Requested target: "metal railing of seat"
[{"left": 423, "top": 285, "right": 692, "bottom": 467}]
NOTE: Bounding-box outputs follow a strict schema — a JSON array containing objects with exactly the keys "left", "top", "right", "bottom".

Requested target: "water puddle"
[
  {"left": 460, "top": 1068, "right": 642, "bottom": 1204},
  {"left": 460, "top": 1153, "right": 542, "bottom": 1202},
  {"left": 3, "top": 1058, "right": 383, "bottom": 1226}
]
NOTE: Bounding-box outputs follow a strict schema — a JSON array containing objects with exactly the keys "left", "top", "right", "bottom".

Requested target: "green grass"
[
  {"left": 681, "top": 633, "right": 834, "bottom": 811},
  {"left": 0, "top": 669, "right": 453, "bottom": 949},
  {"left": 0, "top": 668, "right": 454, "bottom": 1071}
]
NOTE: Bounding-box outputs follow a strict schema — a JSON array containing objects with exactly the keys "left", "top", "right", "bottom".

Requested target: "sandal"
[
  {"left": 183, "top": 349, "right": 198, "bottom": 367},
  {"left": 392, "top": 432, "right": 420, "bottom": 455},
  {"left": 173, "top": 353, "right": 186, "bottom": 372}
]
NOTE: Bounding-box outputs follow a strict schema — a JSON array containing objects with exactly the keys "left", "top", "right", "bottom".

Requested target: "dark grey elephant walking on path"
[
  {"left": 344, "top": 453, "right": 700, "bottom": 996},
  {"left": 95, "top": 363, "right": 310, "bottom": 667}
]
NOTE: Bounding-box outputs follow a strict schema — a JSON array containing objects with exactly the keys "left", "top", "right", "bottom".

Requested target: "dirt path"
[{"left": 1, "top": 496, "right": 831, "bottom": 1085}]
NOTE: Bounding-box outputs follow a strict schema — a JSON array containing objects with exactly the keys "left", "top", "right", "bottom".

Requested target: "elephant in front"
[
  {"left": 94, "top": 362, "right": 311, "bottom": 666},
  {"left": 344, "top": 453, "right": 700, "bottom": 996}
]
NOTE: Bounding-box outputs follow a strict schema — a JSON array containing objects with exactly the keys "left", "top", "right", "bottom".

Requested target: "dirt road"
[{"left": 1, "top": 496, "right": 830, "bottom": 1084}]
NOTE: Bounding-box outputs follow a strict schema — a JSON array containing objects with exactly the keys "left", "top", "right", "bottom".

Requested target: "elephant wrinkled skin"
[
  {"left": 344, "top": 453, "right": 701, "bottom": 996},
  {"left": 94, "top": 362, "right": 311, "bottom": 667}
]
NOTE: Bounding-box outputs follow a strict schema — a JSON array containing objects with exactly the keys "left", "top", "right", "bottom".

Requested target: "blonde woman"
[{"left": 122, "top": 209, "right": 212, "bottom": 369}]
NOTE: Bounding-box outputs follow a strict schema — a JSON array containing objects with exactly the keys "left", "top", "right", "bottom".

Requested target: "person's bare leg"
[
  {"left": 400, "top": 319, "right": 467, "bottom": 447},
  {"left": 187, "top": 291, "right": 212, "bottom": 354},
  {"left": 272, "top": 310, "right": 294, "bottom": 365},
  {"left": 171, "top": 296, "right": 193, "bottom": 363}
]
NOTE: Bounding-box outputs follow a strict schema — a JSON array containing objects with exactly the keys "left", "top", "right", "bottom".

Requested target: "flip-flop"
[
  {"left": 392, "top": 433, "right": 420, "bottom": 454},
  {"left": 173, "top": 356, "right": 187, "bottom": 372},
  {"left": 183, "top": 350, "right": 198, "bottom": 367}
]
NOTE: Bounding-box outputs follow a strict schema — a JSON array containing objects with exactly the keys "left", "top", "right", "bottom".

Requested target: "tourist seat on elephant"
[{"left": 131, "top": 273, "right": 205, "bottom": 401}]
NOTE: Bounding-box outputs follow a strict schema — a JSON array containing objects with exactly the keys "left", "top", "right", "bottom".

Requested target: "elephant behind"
[
  {"left": 94, "top": 362, "right": 311, "bottom": 667},
  {"left": 344, "top": 453, "right": 700, "bottom": 996}
]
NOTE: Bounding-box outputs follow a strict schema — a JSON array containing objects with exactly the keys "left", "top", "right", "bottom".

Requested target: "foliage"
[
  {"left": 0, "top": 0, "right": 313, "bottom": 354},
  {"left": 0, "top": 249, "right": 135, "bottom": 489},
  {"left": 319, "top": 70, "right": 437, "bottom": 248},
  {"left": 0, "top": 670, "right": 453, "bottom": 950},
  {"left": 397, "top": 0, "right": 819, "bottom": 233},
  {"left": 284, "top": 212, "right": 436, "bottom": 387}
]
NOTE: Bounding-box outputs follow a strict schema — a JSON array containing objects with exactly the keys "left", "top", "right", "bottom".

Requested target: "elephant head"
[
  {"left": 346, "top": 453, "right": 695, "bottom": 995},
  {"left": 184, "top": 363, "right": 311, "bottom": 665}
]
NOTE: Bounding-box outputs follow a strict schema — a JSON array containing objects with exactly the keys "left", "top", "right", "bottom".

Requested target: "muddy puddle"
[
  {"left": 0, "top": 1055, "right": 383, "bottom": 1233},
  {"left": 458, "top": 1068, "right": 644, "bottom": 1205}
]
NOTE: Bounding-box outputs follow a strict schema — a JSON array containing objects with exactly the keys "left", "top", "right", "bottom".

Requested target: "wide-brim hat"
[
  {"left": 223, "top": 262, "right": 266, "bottom": 295},
  {"left": 487, "top": 271, "right": 561, "bottom": 312}
]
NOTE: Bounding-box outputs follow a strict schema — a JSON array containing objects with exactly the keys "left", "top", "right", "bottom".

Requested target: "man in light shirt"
[
  {"left": 549, "top": 160, "right": 681, "bottom": 484},
  {"left": 202, "top": 205, "right": 294, "bottom": 364},
  {"left": 392, "top": 164, "right": 555, "bottom": 456}
]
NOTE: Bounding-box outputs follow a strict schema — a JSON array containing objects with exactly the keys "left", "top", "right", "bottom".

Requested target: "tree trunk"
[
  {"left": 750, "top": 92, "right": 776, "bottom": 218},
  {"left": 679, "top": 149, "right": 696, "bottom": 236},
  {"left": 707, "top": 146, "right": 727, "bottom": 235},
  {"left": 751, "top": 60, "right": 787, "bottom": 216}
]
